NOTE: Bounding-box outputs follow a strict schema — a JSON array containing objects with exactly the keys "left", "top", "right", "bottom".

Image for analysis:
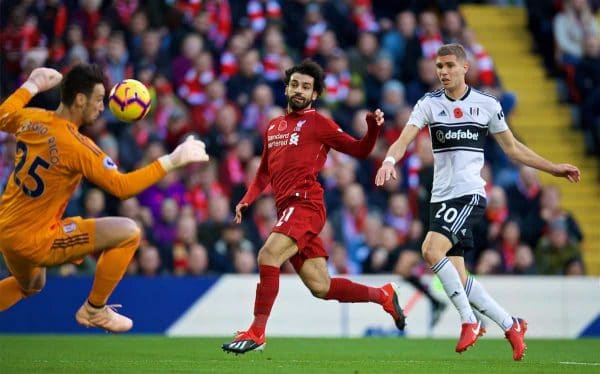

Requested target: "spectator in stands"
[
  {"left": 83, "top": 188, "right": 106, "bottom": 219},
  {"left": 380, "top": 80, "right": 406, "bottom": 119},
  {"left": 187, "top": 243, "right": 210, "bottom": 275},
  {"left": 364, "top": 52, "right": 395, "bottom": 109},
  {"left": 137, "top": 244, "right": 163, "bottom": 276},
  {"left": 226, "top": 49, "right": 264, "bottom": 108},
  {"left": 363, "top": 226, "right": 399, "bottom": 273},
  {"left": 328, "top": 242, "right": 361, "bottom": 275},
  {"left": 418, "top": 11, "right": 446, "bottom": 59},
  {"left": 506, "top": 166, "right": 542, "bottom": 221},
  {"left": 553, "top": 0, "right": 599, "bottom": 102},
  {"left": 406, "top": 58, "right": 441, "bottom": 105},
  {"left": 172, "top": 33, "right": 204, "bottom": 89},
  {"left": 211, "top": 224, "right": 255, "bottom": 273},
  {"left": 442, "top": 10, "right": 465, "bottom": 44},
  {"left": 535, "top": 218, "right": 584, "bottom": 275},
  {"left": 575, "top": 35, "right": 600, "bottom": 155},
  {"left": 524, "top": 185, "right": 583, "bottom": 247},
  {"left": 348, "top": 32, "right": 380, "bottom": 79},
  {"left": 513, "top": 244, "right": 536, "bottom": 275},
  {"left": 242, "top": 83, "right": 276, "bottom": 135}
]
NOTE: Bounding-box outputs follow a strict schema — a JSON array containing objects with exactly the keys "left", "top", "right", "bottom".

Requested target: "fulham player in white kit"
[{"left": 376, "top": 44, "right": 580, "bottom": 360}]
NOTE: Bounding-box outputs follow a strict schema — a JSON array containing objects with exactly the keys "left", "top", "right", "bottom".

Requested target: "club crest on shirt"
[
  {"left": 453, "top": 108, "right": 463, "bottom": 119},
  {"left": 278, "top": 119, "right": 287, "bottom": 131},
  {"left": 294, "top": 120, "right": 306, "bottom": 132},
  {"left": 63, "top": 222, "right": 77, "bottom": 234}
]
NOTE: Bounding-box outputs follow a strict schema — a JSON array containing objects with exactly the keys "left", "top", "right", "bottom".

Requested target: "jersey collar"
[
  {"left": 286, "top": 108, "right": 316, "bottom": 117},
  {"left": 444, "top": 86, "right": 471, "bottom": 102}
]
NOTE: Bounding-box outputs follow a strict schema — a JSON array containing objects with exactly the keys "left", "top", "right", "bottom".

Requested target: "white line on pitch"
[{"left": 559, "top": 362, "right": 600, "bottom": 366}]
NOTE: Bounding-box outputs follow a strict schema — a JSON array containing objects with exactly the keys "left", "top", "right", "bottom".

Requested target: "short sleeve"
[
  {"left": 407, "top": 99, "right": 430, "bottom": 129},
  {"left": 488, "top": 100, "right": 509, "bottom": 134}
]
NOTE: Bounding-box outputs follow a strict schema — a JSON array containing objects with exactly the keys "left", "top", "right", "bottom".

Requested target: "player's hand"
[
  {"left": 375, "top": 159, "right": 397, "bottom": 186},
  {"left": 160, "top": 135, "right": 209, "bottom": 172},
  {"left": 551, "top": 163, "right": 581, "bottom": 183},
  {"left": 366, "top": 109, "right": 385, "bottom": 127},
  {"left": 24, "top": 67, "right": 63, "bottom": 94},
  {"left": 234, "top": 202, "right": 248, "bottom": 224}
]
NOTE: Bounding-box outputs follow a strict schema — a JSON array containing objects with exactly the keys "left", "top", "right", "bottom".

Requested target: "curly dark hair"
[
  {"left": 284, "top": 59, "right": 325, "bottom": 97},
  {"left": 61, "top": 64, "right": 105, "bottom": 106}
]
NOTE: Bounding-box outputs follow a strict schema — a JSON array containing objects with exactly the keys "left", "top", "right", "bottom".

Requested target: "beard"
[{"left": 287, "top": 95, "right": 311, "bottom": 111}]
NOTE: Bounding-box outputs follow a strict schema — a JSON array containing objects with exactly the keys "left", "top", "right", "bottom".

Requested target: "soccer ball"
[{"left": 108, "top": 79, "right": 152, "bottom": 122}]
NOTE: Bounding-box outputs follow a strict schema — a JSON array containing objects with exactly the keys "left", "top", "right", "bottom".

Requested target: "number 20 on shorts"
[{"left": 435, "top": 203, "right": 459, "bottom": 223}]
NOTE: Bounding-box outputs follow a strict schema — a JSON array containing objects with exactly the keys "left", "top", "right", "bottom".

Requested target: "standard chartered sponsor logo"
[{"left": 435, "top": 129, "right": 479, "bottom": 144}]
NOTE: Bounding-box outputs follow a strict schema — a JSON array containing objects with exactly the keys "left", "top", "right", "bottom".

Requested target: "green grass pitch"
[{"left": 1, "top": 336, "right": 599, "bottom": 373}]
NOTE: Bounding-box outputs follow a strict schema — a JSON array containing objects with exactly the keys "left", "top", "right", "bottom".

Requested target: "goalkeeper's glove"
[{"left": 158, "top": 135, "right": 210, "bottom": 172}]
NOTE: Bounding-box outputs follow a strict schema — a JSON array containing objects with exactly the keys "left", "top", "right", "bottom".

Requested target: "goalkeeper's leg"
[{"left": 0, "top": 254, "right": 45, "bottom": 312}]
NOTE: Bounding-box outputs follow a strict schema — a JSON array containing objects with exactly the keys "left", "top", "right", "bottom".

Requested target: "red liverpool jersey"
[{"left": 240, "top": 108, "right": 380, "bottom": 208}]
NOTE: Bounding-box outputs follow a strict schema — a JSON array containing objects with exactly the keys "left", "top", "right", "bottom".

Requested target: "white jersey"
[{"left": 408, "top": 87, "right": 509, "bottom": 202}]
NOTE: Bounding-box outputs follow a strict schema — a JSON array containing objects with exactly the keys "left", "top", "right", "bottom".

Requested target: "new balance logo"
[
  {"left": 290, "top": 133, "right": 300, "bottom": 145},
  {"left": 438, "top": 110, "right": 447, "bottom": 117}
]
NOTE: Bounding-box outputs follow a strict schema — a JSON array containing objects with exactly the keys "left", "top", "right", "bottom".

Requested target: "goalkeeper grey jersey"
[{"left": 408, "top": 87, "right": 509, "bottom": 202}]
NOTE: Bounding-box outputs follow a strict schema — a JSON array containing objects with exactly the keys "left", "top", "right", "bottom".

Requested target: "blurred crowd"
[
  {"left": 526, "top": 0, "right": 600, "bottom": 157},
  {"left": 0, "top": 0, "right": 585, "bottom": 279}
]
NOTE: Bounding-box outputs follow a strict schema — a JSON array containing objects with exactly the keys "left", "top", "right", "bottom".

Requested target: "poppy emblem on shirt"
[
  {"left": 453, "top": 108, "right": 463, "bottom": 119},
  {"left": 278, "top": 119, "right": 287, "bottom": 131}
]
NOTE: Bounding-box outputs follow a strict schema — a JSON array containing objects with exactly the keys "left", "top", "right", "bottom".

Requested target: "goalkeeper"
[{"left": 0, "top": 65, "right": 209, "bottom": 332}]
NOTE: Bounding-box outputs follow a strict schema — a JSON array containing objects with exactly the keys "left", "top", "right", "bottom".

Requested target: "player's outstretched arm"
[
  {"left": 320, "top": 109, "right": 384, "bottom": 159},
  {"left": 375, "top": 124, "right": 420, "bottom": 186},
  {"left": 158, "top": 135, "right": 209, "bottom": 172},
  {"left": 0, "top": 68, "right": 63, "bottom": 133},
  {"left": 75, "top": 135, "right": 209, "bottom": 200},
  {"left": 493, "top": 129, "right": 581, "bottom": 183}
]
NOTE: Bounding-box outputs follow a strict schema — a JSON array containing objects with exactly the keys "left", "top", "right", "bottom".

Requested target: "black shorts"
[{"left": 428, "top": 194, "right": 486, "bottom": 257}]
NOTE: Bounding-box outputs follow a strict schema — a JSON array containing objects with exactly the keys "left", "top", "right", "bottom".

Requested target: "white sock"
[
  {"left": 466, "top": 275, "right": 513, "bottom": 331},
  {"left": 431, "top": 257, "right": 477, "bottom": 323}
]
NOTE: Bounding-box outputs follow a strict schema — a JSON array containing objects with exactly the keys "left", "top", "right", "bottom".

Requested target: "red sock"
[
  {"left": 325, "top": 278, "right": 385, "bottom": 303},
  {"left": 249, "top": 265, "right": 280, "bottom": 336}
]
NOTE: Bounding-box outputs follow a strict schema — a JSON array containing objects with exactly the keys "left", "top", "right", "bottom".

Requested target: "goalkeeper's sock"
[
  {"left": 466, "top": 275, "right": 513, "bottom": 331},
  {"left": 325, "top": 277, "right": 385, "bottom": 303},
  {"left": 0, "top": 276, "right": 27, "bottom": 311},
  {"left": 432, "top": 257, "right": 477, "bottom": 323},
  {"left": 250, "top": 265, "right": 280, "bottom": 337},
  {"left": 88, "top": 232, "right": 140, "bottom": 306}
]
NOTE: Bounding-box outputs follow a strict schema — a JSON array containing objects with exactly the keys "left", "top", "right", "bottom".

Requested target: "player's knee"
[
  {"left": 307, "top": 280, "right": 329, "bottom": 299},
  {"left": 257, "top": 244, "right": 278, "bottom": 265},
  {"left": 421, "top": 240, "right": 442, "bottom": 265},
  {"left": 122, "top": 218, "right": 141, "bottom": 240}
]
